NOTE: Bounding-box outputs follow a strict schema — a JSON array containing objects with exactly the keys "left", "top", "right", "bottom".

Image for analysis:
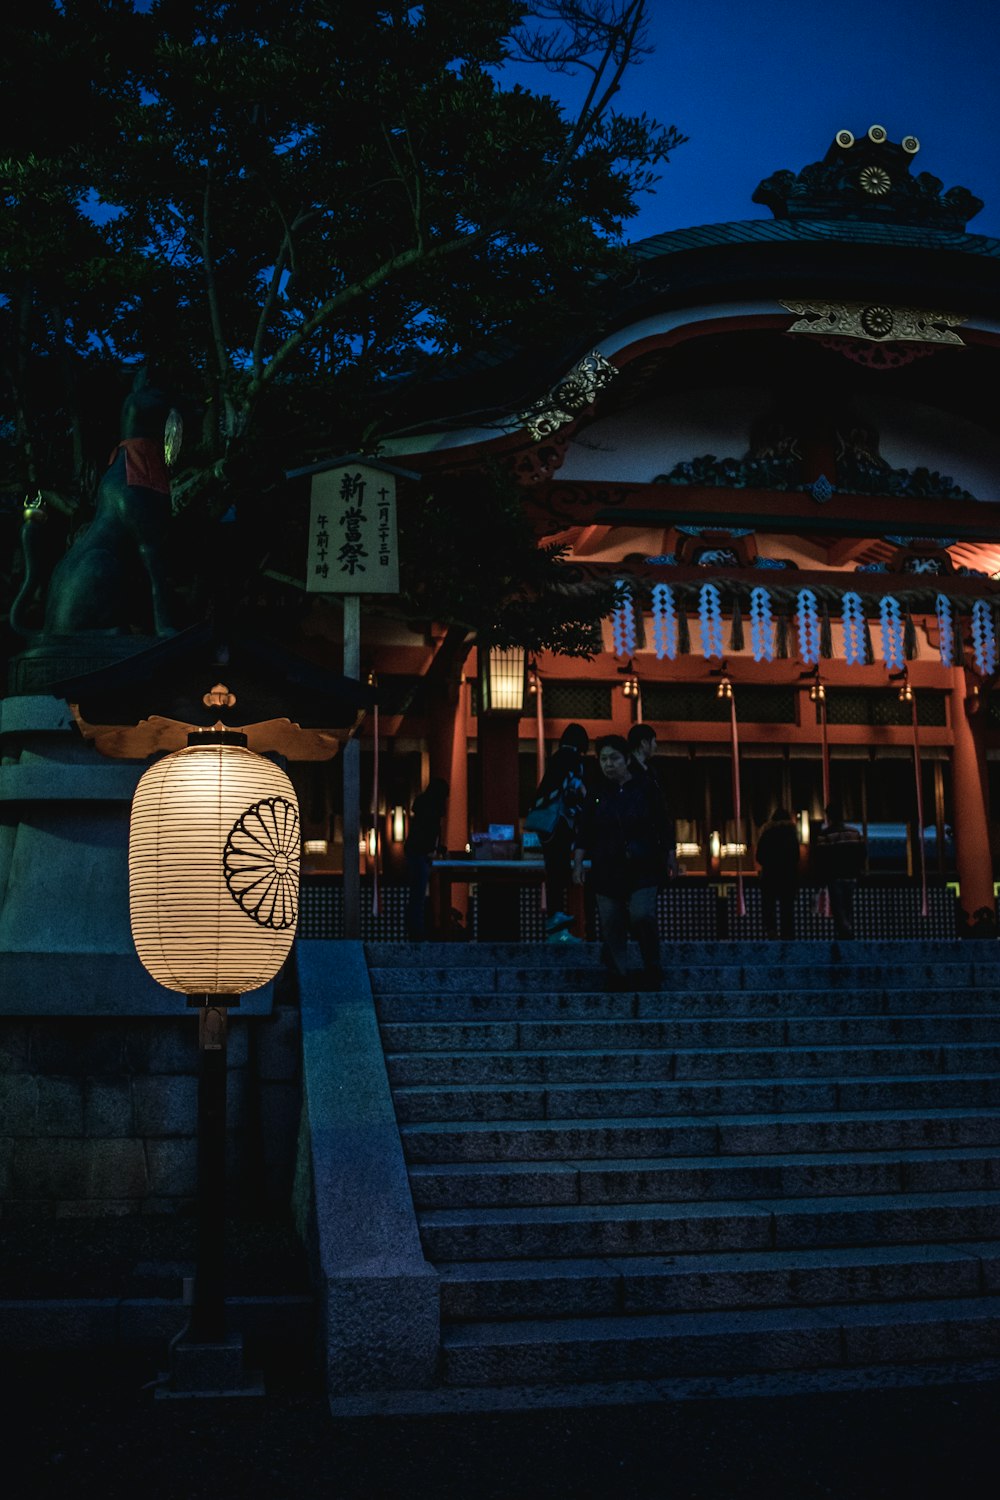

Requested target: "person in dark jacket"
[
  {"left": 404, "top": 777, "right": 448, "bottom": 940},
  {"left": 814, "top": 804, "right": 866, "bottom": 939},
  {"left": 754, "top": 807, "right": 800, "bottom": 940},
  {"left": 528, "top": 722, "right": 589, "bottom": 943},
  {"left": 572, "top": 734, "right": 668, "bottom": 988},
  {"left": 627, "top": 723, "right": 677, "bottom": 880}
]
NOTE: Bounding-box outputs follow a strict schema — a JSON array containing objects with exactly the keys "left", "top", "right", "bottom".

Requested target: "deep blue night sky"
[{"left": 512, "top": 0, "right": 1000, "bottom": 244}]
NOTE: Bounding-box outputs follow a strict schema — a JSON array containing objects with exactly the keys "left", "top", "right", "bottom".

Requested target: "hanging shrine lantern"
[{"left": 129, "top": 730, "right": 300, "bottom": 996}]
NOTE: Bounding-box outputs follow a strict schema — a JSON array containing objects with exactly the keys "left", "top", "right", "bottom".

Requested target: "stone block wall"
[{"left": 0, "top": 1006, "right": 302, "bottom": 1221}]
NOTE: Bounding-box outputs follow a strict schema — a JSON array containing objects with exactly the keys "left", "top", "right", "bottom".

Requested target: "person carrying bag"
[{"left": 526, "top": 723, "right": 589, "bottom": 942}]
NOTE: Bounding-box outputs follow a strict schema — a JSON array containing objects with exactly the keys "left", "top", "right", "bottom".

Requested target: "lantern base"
[{"left": 156, "top": 1332, "right": 264, "bottom": 1400}]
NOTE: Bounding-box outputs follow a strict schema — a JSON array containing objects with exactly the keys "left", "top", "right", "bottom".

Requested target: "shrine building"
[{"left": 301, "top": 125, "right": 1000, "bottom": 942}]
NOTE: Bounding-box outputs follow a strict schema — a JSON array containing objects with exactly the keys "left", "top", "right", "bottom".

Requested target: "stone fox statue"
[{"left": 12, "top": 367, "right": 181, "bottom": 640}]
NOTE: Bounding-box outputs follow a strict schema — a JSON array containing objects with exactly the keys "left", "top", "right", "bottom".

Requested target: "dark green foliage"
[{"left": 1, "top": 1, "right": 683, "bottom": 652}]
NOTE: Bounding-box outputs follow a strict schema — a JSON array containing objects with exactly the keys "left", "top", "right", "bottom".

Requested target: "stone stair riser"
[
  {"left": 366, "top": 941, "right": 995, "bottom": 966},
  {"left": 486, "top": 965, "right": 998, "bottom": 994},
  {"left": 386, "top": 1044, "right": 1000, "bottom": 1088},
  {"left": 376, "top": 988, "right": 1000, "bottom": 1022},
  {"left": 418, "top": 1195, "right": 1000, "bottom": 1261},
  {"left": 440, "top": 1299, "right": 1000, "bottom": 1386},
  {"left": 401, "top": 1110, "right": 1000, "bottom": 1163},
  {"left": 392, "top": 1076, "right": 1000, "bottom": 1124},
  {"left": 438, "top": 1245, "right": 994, "bottom": 1321},
  {"left": 409, "top": 1149, "right": 1000, "bottom": 1209}
]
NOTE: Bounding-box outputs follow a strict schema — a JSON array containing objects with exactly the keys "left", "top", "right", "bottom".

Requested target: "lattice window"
[
  {"left": 540, "top": 682, "right": 614, "bottom": 721},
  {"left": 642, "top": 684, "right": 796, "bottom": 724},
  {"left": 823, "top": 690, "right": 946, "bottom": 727}
]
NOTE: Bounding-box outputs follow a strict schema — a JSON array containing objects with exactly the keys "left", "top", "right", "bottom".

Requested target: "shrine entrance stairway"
[{"left": 366, "top": 938, "right": 1000, "bottom": 1408}]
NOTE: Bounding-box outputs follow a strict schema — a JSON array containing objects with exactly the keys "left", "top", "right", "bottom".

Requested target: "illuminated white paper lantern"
[
  {"left": 129, "top": 732, "right": 300, "bottom": 995},
  {"left": 479, "top": 646, "right": 526, "bottom": 714}
]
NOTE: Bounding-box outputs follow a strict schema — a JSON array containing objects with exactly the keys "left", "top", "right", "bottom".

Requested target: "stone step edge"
[
  {"left": 435, "top": 1240, "right": 1000, "bottom": 1285},
  {"left": 387, "top": 1043, "right": 1000, "bottom": 1072},
  {"left": 441, "top": 1292, "right": 1000, "bottom": 1349},
  {"left": 409, "top": 1145, "right": 1000, "bottom": 1177},
  {"left": 401, "top": 1105, "right": 1000, "bottom": 1135},
  {"left": 376, "top": 991, "right": 1000, "bottom": 1010},
  {"left": 326, "top": 1355, "right": 1000, "bottom": 1418},
  {"left": 417, "top": 1186, "right": 1000, "bottom": 1228},
  {"left": 382, "top": 1013, "right": 1000, "bottom": 1032},
  {"left": 394, "top": 1070, "right": 1000, "bottom": 1098},
  {"left": 371, "top": 978, "right": 995, "bottom": 990}
]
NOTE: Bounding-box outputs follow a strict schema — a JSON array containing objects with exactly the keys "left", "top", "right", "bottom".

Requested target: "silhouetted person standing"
[
  {"left": 404, "top": 777, "right": 448, "bottom": 940},
  {"left": 528, "top": 723, "right": 589, "bottom": 943},
  {"left": 627, "top": 723, "right": 677, "bottom": 880},
  {"left": 814, "top": 804, "right": 866, "bottom": 939},
  {"left": 755, "top": 807, "right": 800, "bottom": 940},
  {"left": 573, "top": 735, "right": 668, "bottom": 989}
]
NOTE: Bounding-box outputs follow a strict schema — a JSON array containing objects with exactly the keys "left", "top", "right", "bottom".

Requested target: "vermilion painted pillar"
[{"left": 950, "top": 668, "right": 995, "bottom": 925}]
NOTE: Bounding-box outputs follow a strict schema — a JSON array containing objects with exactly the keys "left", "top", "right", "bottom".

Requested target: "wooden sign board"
[{"left": 306, "top": 463, "right": 399, "bottom": 593}]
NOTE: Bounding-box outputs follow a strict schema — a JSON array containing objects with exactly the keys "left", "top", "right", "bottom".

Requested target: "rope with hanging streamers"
[
  {"left": 971, "top": 598, "right": 997, "bottom": 675},
  {"left": 842, "top": 592, "right": 866, "bottom": 666},
  {"left": 796, "top": 588, "right": 821, "bottom": 666},
  {"left": 879, "top": 595, "right": 905, "bottom": 671},
  {"left": 699, "top": 582, "right": 724, "bottom": 660},
  {"left": 611, "top": 581, "right": 636, "bottom": 659},
  {"left": 935, "top": 594, "right": 955, "bottom": 667},
  {"left": 651, "top": 583, "right": 678, "bottom": 660},
  {"left": 749, "top": 586, "right": 774, "bottom": 663}
]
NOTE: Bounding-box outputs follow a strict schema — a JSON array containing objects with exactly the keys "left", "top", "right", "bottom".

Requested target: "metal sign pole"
[{"left": 343, "top": 594, "right": 361, "bottom": 939}]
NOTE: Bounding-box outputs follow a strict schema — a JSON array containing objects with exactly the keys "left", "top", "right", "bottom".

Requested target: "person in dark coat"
[
  {"left": 754, "top": 807, "right": 800, "bottom": 940},
  {"left": 527, "top": 722, "right": 589, "bottom": 943},
  {"left": 627, "top": 723, "right": 677, "bottom": 880},
  {"left": 404, "top": 777, "right": 448, "bottom": 939},
  {"left": 814, "top": 803, "right": 866, "bottom": 939},
  {"left": 572, "top": 734, "right": 668, "bottom": 989}
]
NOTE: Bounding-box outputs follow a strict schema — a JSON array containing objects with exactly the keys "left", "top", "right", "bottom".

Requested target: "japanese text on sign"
[{"left": 307, "top": 464, "right": 399, "bottom": 594}]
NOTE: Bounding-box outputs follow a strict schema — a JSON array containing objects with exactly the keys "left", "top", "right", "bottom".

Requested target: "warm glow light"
[
  {"left": 303, "top": 839, "right": 328, "bottom": 855},
  {"left": 898, "top": 682, "right": 913, "bottom": 702},
  {"left": 676, "top": 842, "right": 701, "bottom": 857},
  {"left": 391, "top": 806, "right": 406, "bottom": 842},
  {"left": 721, "top": 842, "right": 748, "bottom": 857},
  {"left": 482, "top": 646, "right": 526, "bottom": 713},
  {"left": 797, "top": 811, "right": 811, "bottom": 846},
  {"left": 367, "top": 827, "right": 377, "bottom": 858},
  {"left": 129, "top": 735, "right": 300, "bottom": 995},
  {"left": 716, "top": 678, "right": 733, "bottom": 700},
  {"left": 809, "top": 682, "right": 826, "bottom": 703},
  {"left": 622, "top": 675, "right": 639, "bottom": 699},
  {"left": 709, "top": 830, "right": 721, "bottom": 858}
]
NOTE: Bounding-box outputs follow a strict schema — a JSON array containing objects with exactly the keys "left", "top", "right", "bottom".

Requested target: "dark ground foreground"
[
  {"left": 4, "top": 1219, "right": 997, "bottom": 1498},
  {"left": 5, "top": 1347, "right": 997, "bottom": 1500}
]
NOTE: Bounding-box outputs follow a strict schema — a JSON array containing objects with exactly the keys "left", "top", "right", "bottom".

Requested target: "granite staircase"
[{"left": 366, "top": 940, "right": 1000, "bottom": 1401}]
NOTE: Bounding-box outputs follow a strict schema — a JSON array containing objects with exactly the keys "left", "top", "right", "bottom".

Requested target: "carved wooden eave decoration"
[
  {"left": 781, "top": 299, "right": 968, "bottom": 346},
  {"left": 516, "top": 350, "right": 619, "bottom": 442},
  {"left": 70, "top": 707, "right": 363, "bottom": 761}
]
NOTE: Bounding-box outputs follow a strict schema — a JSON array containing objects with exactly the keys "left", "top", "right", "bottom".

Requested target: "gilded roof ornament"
[
  {"left": 753, "top": 127, "right": 983, "bottom": 228},
  {"left": 781, "top": 300, "right": 967, "bottom": 346},
  {"left": 518, "top": 350, "right": 619, "bottom": 442}
]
